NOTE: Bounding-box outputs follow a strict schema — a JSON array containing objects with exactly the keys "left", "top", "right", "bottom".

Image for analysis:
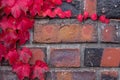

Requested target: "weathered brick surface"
[
  {"left": 50, "top": 49, "right": 80, "bottom": 67},
  {"left": 34, "top": 25, "right": 60, "bottom": 43},
  {"left": 81, "top": 20, "right": 97, "bottom": 42},
  {"left": 84, "top": 48, "right": 120, "bottom": 67},
  {"left": 0, "top": 70, "right": 18, "bottom": 80},
  {"left": 101, "top": 48, "right": 120, "bottom": 67},
  {"left": 2, "top": 0, "right": 120, "bottom": 80},
  {"left": 34, "top": 21, "right": 97, "bottom": 43},
  {"left": 51, "top": 71, "right": 96, "bottom": 80},
  {"left": 72, "top": 71, "right": 96, "bottom": 80},
  {"left": 101, "top": 71, "right": 118, "bottom": 80},
  {"left": 60, "top": 1, "right": 81, "bottom": 17},
  {"left": 84, "top": 0, "right": 96, "bottom": 15},
  {"left": 100, "top": 21, "right": 119, "bottom": 42},
  {"left": 84, "top": 48, "right": 103, "bottom": 67},
  {"left": 58, "top": 24, "right": 81, "bottom": 42},
  {"left": 97, "top": 0, "right": 120, "bottom": 18},
  {"left": 29, "top": 48, "right": 46, "bottom": 65},
  {"left": 56, "top": 72, "right": 72, "bottom": 80}
]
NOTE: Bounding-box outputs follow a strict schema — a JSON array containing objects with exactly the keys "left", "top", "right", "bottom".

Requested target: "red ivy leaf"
[
  {"left": 66, "top": 0, "right": 72, "bottom": 3},
  {"left": 99, "top": 15, "right": 106, "bottom": 23},
  {"left": 18, "top": 30, "right": 29, "bottom": 45},
  {"left": 1, "top": 0, "right": 15, "bottom": 7},
  {"left": 32, "top": 60, "right": 49, "bottom": 80},
  {"left": 30, "top": 0, "right": 43, "bottom": 16},
  {"left": 19, "top": 47, "right": 32, "bottom": 63},
  {"left": 17, "top": 17, "right": 34, "bottom": 31},
  {"left": 105, "top": 18, "right": 110, "bottom": 24},
  {"left": 43, "top": 9, "right": 56, "bottom": 18},
  {"left": 2, "top": 0, "right": 32, "bottom": 18},
  {"left": 52, "top": 0, "right": 62, "bottom": 5},
  {"left": 64, "top": 10, "right": 72, "bottom": 18},
  {"left": 6, "top": 50, "right": 19, "bottom": 65},
  {"left": 91, "top": 13, "right": 97, "bottom": 21},
  {"left": 0, "top": 44, "right": 7, "bottom": 62},
  {"left": 77, "top": 14, "right": 83, "bottom": 22},
  {"left": 1, "top": 29, "right": 18, "bottom": 50},
  {"left": 0, "top": 16, "right": 17, "bottom": 30},
  {"left": 83, "top": 11, "right": 89, "bottom": 20},
  {"left": 13, "top": 62, "right": 31, "bottom": 80}
]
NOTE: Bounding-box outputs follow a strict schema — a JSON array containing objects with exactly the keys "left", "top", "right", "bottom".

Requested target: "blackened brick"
[
  {"left": 97, "top": 0, "right": 120, "bottom": 19},
  {"left": 101, "top": 71, "right": 118, "bottom": 80},
  {"left": 84, "top": 48, "right": 103, "bottom": 67}
]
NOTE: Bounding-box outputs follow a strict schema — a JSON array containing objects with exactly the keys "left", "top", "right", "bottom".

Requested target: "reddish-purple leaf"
[
  {"left": 6, "top": 50, "right": 19, "bottom": 65},
  {"left": 18, "top": 30, "right": 30, "bottom": 45},
  {"left": 0, "top": 44, "right": 7, "bottom": 62},
  {"left": 77, "top": 14, "right": 83, "bottom": 22},
  {"left": 91, "top": 13, "right": 97, "bottom": 21},
  {"left": 32, "top": 60, "right": 49, "bottom": 80},
  {"left": 13, "top": 62, "right": 31, "bottom": 80},
  {"left": 19, "top": 47, "right": 32, "bottom": 63}
]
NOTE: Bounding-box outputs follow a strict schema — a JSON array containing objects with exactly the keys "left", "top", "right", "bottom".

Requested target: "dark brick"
[
  {"left": 101, "top": 48, "right": 120, "bottom": 67},
  {"left": 60, "top": 1, "right": 81, "bottom": 17},
  {"left": 72, "top": 71, "right": 96, "bottom": 80},
  {"left": 84, "top": 48, "right": 103, "bottom": 67},
  {"left": 101, "top": 71, "right": 118, "bottom": 80},
  {"left": 97, "top": 0, "right": 120, "bottom": 19},
  {"left": 0, "top": 70, "right": 18, "bottom": 80},
  {"left": 1, "top": 58, "right": 10, "bottom": 66},
  {"left": 46, "top": 72, "right": 52, "bottom": 80},
  {"left": 50, "top": 49, "right": 80, "bottom": 67}
]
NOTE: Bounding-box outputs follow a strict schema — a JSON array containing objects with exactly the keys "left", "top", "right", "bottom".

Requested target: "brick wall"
[{"left": 1, "top": 0, "right": 120, "bottom": 80}]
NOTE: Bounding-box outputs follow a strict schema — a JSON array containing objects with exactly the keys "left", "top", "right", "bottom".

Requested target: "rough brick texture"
[
  {"left": 34, "top": 20, "right": 97, "bottom": 43},
  {"left": 84, "top": 48, "right": 120, "bottom": 67},
  {"left": 101, "top": 71, "right": 118, "bottom": 80},
  {"left": 51, "top": 71, "right": 96, "bottom": 80},
  {"left": 50, "top": 49, "right": 80, "bottom": 67},
  {"left": 97, "top": 0, "right": 120, "bottom": 18},
  {"left": 84, "top": 0, "right": 96, "bottom": 15},
  {"left": 1, "top": 0, "right": 120, "bottom": 80}
]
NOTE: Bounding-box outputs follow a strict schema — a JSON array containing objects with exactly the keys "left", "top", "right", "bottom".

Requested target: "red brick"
[
  {"left": 101, "top": 71, "right": 118, "bottom": 80},
  {"left": 52, "top": 71, "right": 96, "bottom": 80},
  {"left": 58, "top": 24, "right": 81, "bottom": 42},
  {"left": 34, "top": 25, "right": 60, "bottom": 43},
  {"left": 101, "top": 48, "right": 120, "bottom": 67},
  {"left": 101, "top": 25, "right": 116, "bottom": 42},
  {"left": 73, "top": 71, "right": 96, "bottom": 80},
  {"left": 84, "top": 0, "right": 96, "bottom": 15},
  {"left": 29, "top": 48, "right": 46, "bottom": 65},
  {"left": 81, "top": 24, "right": 96, "bottom": 42},
  {"left": 34, "top": 23, "right": 97, "bottom": 43},
  {"left": 50, "top": 49, "right": 80, "bottom": 67},
  {"left": 56, "top": 72, "right": 72, "bottom": 80}
]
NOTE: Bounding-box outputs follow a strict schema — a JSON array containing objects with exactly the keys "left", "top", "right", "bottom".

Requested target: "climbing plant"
[{"left": 0, "top": 0, "right": 109, "bottom": 80}]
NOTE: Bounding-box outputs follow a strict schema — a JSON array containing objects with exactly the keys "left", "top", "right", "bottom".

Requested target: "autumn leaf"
[
  {"left": 32, "top": 60, "right": 49, "bottom": 80},
  {"left": 6, "top": 50, "right": 19, "bottom": 65},
  {"left": 18, "top": 47, "right": 32, "bottom": 63},
  {"left": 13, "top": 62, "right": 31, "bottom": 80}
]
